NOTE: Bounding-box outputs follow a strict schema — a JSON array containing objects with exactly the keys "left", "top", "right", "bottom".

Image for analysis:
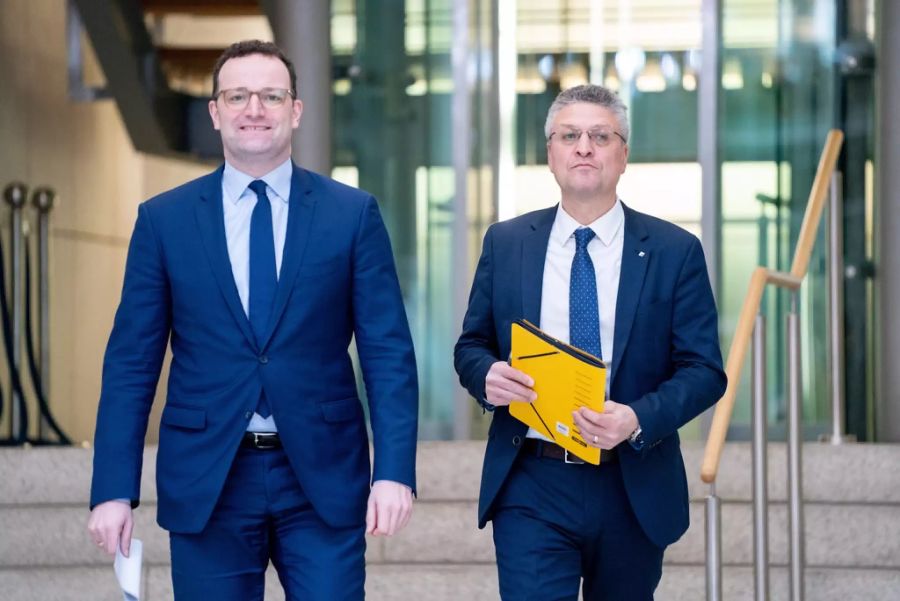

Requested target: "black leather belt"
[
  {"left": 523, "top": 438, "right": 617, "bottom": 464},
  {"left": 241, "top": 432, "right": 282, "bottom": 450}
]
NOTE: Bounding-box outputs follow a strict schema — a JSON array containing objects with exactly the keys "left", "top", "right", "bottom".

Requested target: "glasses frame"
[
  {"left": 548, "top": 128, "right": 628, "bottom": 147},
  {"left": 214, "top": 87, "right": 296, "bottom": 110}
]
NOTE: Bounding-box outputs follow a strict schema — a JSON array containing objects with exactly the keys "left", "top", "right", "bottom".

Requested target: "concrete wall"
[{"left": 0, "top": 0, "right": 210, "bottom": 444}]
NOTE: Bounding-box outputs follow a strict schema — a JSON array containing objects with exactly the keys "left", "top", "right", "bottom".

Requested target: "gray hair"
[{"left": 544, "top": 85, "right": 629, "bottom": 142}]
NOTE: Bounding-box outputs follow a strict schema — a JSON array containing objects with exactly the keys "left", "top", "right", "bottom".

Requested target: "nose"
[
  {"left": 245, "top": 92, "right": 264, "bottom": 116},
  {"left": 575, "top": 132, "right": 593, "bottom": 156}
]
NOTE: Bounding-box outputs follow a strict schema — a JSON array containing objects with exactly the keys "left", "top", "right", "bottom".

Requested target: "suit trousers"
[
  {"left": 491, "top": 450, "right": 664, "bottom": 601},
  {"left": 169, "top": 446, "right": 366, "bottom": 601}
]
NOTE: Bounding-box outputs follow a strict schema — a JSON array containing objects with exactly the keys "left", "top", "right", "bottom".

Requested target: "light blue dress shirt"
[{"left": 222, "top": 159, "right": 292, "bottom": 432}]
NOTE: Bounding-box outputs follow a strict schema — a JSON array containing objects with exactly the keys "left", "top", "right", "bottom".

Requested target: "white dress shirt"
[
  {"left": 527, "top": 200, "right": 625, "bottom": 441},
  {"left": 222, "top": 159, "right": 292, "bottom": 432}
]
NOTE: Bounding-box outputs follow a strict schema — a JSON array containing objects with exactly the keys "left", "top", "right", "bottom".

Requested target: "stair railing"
[{"left": 701, "top": 130, "right": 844, "bottom": 601}]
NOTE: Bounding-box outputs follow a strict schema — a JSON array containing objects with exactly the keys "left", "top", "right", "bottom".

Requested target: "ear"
[
  {"left": 292, "top": 99, "right": 303, "bottom": 129},
  {"left": 208, "top": 99, "right": 221, "bottom": 131}
]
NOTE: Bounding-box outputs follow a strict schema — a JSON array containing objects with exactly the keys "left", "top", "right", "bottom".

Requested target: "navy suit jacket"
[
  {"left": 454, "top": 204, "right": 726, "bottom": 547},
  {"left": 90, "top": 164, "right": 418, "bottom": 534}
]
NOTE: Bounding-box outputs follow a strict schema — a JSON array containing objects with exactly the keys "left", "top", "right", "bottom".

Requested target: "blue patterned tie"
[
  {"left": 570, "top": 227, "right": 602, "bottom": 359},
  {"left": 248, "top": 180, "right": 276, "bottom": 417}
]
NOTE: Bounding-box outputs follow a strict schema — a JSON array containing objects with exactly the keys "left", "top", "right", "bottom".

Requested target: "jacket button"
[
  {"left": 258, "top": 355, "right": 269, "bottom": 364},
  {"left": 512, "top": 435, "right": 522, "bottom": 447},
  {"left": 244, "top": 411, "right": 252, "bottom": 420}
]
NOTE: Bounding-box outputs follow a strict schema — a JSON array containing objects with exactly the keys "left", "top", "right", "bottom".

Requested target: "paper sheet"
[{"left": 114, "top": 538, "right": 142, "bottom": 601}]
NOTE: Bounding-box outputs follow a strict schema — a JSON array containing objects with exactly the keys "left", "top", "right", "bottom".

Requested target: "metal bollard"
[
  {"left": 3, "top": 182, "right": 28, "bottom": 441},
  {"left": 31, "top": 187, "right": 55, "bottom": 440}
]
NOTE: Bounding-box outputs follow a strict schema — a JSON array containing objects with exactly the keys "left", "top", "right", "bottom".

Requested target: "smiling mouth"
[{"left": 239, "top": 126, "right": 271, "bottom": 131}]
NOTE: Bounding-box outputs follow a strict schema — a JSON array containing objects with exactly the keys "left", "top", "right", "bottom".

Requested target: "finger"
[
  {"left": 121, "top": 516, "right": 134, "bottom": 558},
  {"left": 365, "top": 495, "right": 377, "bottom": 535},
  {"left": 489, "top": 381, "right": 537, "bottom": 404},
  {"left": 103, "top": 526, "right": 119, "bottom": 556},
  {"left": 494, "top": 364, "right": 535, "bottom": 387}
]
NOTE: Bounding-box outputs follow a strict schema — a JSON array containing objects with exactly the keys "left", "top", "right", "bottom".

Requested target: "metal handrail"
[{"left": 701, "top": 129, "right": 844, "bottom": 601}]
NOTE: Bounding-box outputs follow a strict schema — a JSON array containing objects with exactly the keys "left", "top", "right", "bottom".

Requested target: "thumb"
[{"left": 120, "top": 516, "right": 134, "bottom": 558}]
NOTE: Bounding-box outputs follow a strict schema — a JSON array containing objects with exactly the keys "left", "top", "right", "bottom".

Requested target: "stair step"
[{"left": 1, "top": 565, "right": 898, "bottom": 601}]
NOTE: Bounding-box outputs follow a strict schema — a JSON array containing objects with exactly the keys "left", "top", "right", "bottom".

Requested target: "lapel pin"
[{"left": 638, "top": 251, "right": 646, "bottom": 258}]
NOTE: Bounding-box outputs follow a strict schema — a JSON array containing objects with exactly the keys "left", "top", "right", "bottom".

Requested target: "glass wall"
[
  {"left": 330, "top": 0, "right": 878, "bottom": 440},
  {"left": 719, "top": 0, "right": 877, "bottom": 440}
]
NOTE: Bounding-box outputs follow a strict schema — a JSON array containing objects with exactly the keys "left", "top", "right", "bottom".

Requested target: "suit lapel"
[
  {"left": 194, "top": 166, "right": 259, "bottom": 350},
  {"left": 521, "top": 207, "right": 557, "bottom": 325},
  {"left": 611, "top": 204, "right": 650, "bottom": 385},
  {"left": 258, "top": 165, "right": 316, "bottom": 349}
]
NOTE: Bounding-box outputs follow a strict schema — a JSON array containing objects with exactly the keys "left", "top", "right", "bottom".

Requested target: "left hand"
[
  {"left": 366, "top": 480, "right": 413, "bottom": 536},
  {"left": 573, "top": 400, "right": 638, "bottom": 449}
]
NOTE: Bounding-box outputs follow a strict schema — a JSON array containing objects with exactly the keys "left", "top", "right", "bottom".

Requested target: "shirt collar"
[
  {"left": 551, "top": 198, "right": 625, "bottom": 248},
  {"left": 222, "top": 158, "right": 293, "bottom": 205}
]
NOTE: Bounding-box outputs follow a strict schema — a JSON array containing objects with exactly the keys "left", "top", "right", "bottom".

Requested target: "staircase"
[{"left": 1, "top": 441, "right": 898, "bottom": 600}]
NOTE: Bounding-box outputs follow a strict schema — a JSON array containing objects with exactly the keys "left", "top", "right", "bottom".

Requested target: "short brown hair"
[{"left": 211, "top": 40, "right": 297, "bottom": 98}]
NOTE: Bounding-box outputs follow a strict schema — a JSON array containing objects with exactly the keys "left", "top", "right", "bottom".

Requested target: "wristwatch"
[{"left": 627, "top": 425, "right": 645, "bottom": 450}]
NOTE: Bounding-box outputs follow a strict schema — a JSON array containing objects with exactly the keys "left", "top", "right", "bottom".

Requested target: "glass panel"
[{"left": 719, "top": 0, "right": 843, "bottom": 439}]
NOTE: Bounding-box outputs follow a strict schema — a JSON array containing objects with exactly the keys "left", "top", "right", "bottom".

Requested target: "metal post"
[
  {"left": 825, "top": 172, "right": 853, "bottom": 444},
  {"left": 450, "top": 0, "right": 472, "bottom": 440},
  {"left": 32, "top": 188, "right": 55, "bottom": 439},
  {"left": 705, "top": 485, "right": 722, "bottom": 601},
  {"left": 3, "top": 183, "right": 27, "bottom": 441},
  {"left": 751, "top": 313, "right": 769, "bottom": 601},
  {"left": 787, "top": 296, "right": 805, "bottom": 600}
]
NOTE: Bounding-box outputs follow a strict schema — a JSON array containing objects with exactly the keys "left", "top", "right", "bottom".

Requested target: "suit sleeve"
[
  {"left": 454, "top": 225, "right": 502, "bottom": 405},
  {"left": 90, "top": 203, "right": 172, "bottom": 509},
  {"left": 628, "top": 237, "right": 727, "bottom": 446},
  {"left": 351, "top": 196, "right": 419, "bottom": 491}
]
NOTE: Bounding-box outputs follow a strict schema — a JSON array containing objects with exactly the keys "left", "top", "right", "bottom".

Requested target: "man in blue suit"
[
  {"left": 454, "top": 85, "right": 726, "bottom": 600},
  {"left": 87, "top": 40, "right": 418, "bottom": 600}
]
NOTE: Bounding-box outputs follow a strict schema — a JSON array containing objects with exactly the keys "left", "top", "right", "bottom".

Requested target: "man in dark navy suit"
[
  {"left": 87, "top": 40, "right": 418, "bottom": 600},
  {"left": 455, "top": 85, "right": 726, "bottom": 600}
]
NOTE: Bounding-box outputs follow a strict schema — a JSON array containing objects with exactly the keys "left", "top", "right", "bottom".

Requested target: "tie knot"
[
  {"left": 248, "top": 180, "right": 267, "bottom": 197},
  {"left": 574, "top": 227, "right": 596, "bottom": 250}
]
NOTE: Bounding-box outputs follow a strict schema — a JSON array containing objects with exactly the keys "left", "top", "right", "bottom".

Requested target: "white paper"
[{"left": 114, "top": 538, "right": 142, "bottom": 601}]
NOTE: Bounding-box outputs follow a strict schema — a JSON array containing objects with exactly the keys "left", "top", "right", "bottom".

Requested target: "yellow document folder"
[{"left": 509, "top": 319, "right": 607, "bottom": 465}]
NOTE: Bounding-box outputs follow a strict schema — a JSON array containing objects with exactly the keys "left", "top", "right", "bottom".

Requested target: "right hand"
[
  {"left": 87, "top": 500, "right": 133, "bottom": 557},
  {"left": 485, "top": 361, "right": 537, "bottom": 407}
]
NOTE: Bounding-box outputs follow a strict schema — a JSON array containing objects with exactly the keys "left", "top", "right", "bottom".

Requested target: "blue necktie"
[
  {"left": 248, "top": 180, "right": 276, "bottom": 418},
  {"left": 570, "top": 228, "right": 602, "bottom": 359}
]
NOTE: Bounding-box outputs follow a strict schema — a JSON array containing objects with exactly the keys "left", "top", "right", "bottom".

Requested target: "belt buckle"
[
  {"left": 564, "top": 450, "right": 585, "bottom": 465},
  {"left": 252, "top": 432, "right": 277, "bottom": 449}
]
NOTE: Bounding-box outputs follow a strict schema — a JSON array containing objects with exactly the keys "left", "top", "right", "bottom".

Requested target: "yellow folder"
[{"left": 509, "top": 319, "right": 607, "bottom": 464}]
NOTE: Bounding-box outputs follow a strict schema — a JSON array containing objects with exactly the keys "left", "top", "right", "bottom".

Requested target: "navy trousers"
[
  {"left": 170, "top": 446, "right": 366, "bottom": 601},
  {"left": 491, "top": 450, "right": 664, "bottom": 601}
]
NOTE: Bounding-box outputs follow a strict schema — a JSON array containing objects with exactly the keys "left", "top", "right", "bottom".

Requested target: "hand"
[
  {"left": 87, "top": 500, "right": 133, "bottom": 557},
  {"left": 485, "top": 361, "right": 537, "bottom": 407},
  {"left": 572, "top": 400, "right": 638, "bottom": 450},
  {"left": 366, "top": 480, "right": 413, "bottom": 536}
]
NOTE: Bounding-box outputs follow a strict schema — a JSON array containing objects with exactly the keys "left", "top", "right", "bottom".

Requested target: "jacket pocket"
[
  {"left": 161, "top": 404, "right": 206, "bottom": 430},
  {"left": 319, "top": 397, "right": 363, "bottom": 423}
]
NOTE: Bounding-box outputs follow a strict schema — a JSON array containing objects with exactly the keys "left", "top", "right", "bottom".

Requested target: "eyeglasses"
[
  {"left": 549, "top": 128, "right": 627, "bottom": 147},
  {"left": 215, "top": 87, "right": 295, "bottom": 109}
]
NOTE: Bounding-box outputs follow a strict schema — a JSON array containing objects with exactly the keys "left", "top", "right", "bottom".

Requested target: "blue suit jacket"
[
  {"left": 454, "top": 204, "right": 726, "bottom": 547},
  {"left": 90, "top": 164, "right": 418, "bottom": 534}
]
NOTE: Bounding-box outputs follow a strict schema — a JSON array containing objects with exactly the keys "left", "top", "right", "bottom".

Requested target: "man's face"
[
  {"left": 546, "top": 102, "right": 628, "bottom": 201},
  {"left": 208, "top": 54, "right": 302, "bottom": 170}
]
